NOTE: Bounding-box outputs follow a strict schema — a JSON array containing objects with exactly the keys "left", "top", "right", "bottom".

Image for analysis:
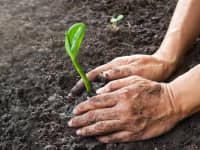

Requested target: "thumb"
[
  {"left": 99, "top": 65, "right": 142, "bottom": 80},
  {"left": 96, "top": 76, "right": 142, "bottom": 94}
]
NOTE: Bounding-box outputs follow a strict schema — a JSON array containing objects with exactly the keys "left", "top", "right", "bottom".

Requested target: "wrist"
[
  {"left": 154, "top": 29, "right": 187, "bottom": 69},
  {"left": 152, "top": 51, "right": 177, "bottom": 79},
  {"left": 162, "top": 83, "right": 184, "bottom": 120},
  {"left": 169, "top": 65, "right": 200, "bottom": 119},
  {"left": 154, "top": 48, "right": 178, "bottom": 68}
]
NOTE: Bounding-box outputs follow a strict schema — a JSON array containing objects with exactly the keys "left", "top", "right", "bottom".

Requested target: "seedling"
[
  {"left": 110, "top": 14, "right": 124, "bottom": 31},
  {"left": 65, "top": 23, "right": 92, "bottom": 95}
]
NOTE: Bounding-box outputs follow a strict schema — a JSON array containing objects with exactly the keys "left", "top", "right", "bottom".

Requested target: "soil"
[{"left": 1, "top": 0, "right": 200, "bottom": 150}]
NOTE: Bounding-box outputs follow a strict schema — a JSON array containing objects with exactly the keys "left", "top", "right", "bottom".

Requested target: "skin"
[
  {"left": 71, "top": 54, "right": 176, "bottom": 95},
  {"left": 68, "top": 0, "right": 200, "bottom": 143},
  {"left": 69, "top": 76, "right": 183, "bottom": 142}
]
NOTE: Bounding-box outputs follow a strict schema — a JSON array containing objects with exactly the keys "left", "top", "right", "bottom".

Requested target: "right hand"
[
  {"left": 68, "top": 76, "right": 183, "bottom": 143},
  {"left": 71, "top": 53, "right": 176, "bottom": 95}
]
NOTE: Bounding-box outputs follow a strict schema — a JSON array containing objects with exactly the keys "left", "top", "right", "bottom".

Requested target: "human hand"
[
  {"left": 68, "top": 76, "right": 183, "bottom": 143},
  {"left": 71, "top": 53, "right": 176, "bottom": 95}
]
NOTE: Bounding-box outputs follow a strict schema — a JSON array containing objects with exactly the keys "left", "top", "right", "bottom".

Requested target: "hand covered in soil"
[
  {"left": 68, "top": 76, "right": 183, "bottom": 143},
  {"left": 71, "top": 53, "right": 175, "bottom": 95}
]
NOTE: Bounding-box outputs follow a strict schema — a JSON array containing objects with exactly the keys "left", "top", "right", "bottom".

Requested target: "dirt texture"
[{"left": 1, "top": 0, "right": 200, "bottom": 150}]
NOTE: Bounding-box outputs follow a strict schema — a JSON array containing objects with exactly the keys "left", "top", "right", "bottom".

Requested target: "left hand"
[
  {"left": 68, "top": 76, "right": 183, "bottom": 143},
  {"left": 70, "top": 54, "right": 176, "bottom": 95}
]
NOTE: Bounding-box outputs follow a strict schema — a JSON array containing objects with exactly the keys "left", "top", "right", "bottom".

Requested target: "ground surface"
[{"left": 1, "top": 0, "right": 200, "bottom": 150}]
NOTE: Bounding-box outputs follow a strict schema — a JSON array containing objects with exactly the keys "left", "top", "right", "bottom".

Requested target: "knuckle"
[
  {"left": 126, "top": 68, "right": 133, "bottom": 75},
  {"left": 111, "top": 68, "right": 121, "bottom": 73},
  {"left": 107, "top": 82, "right": 114, "bottom": 90},
  {"left": 87, "top": 111, "right": 97, "bottom": 122},
  {"left": 95, "top": 122, "right": 105, "bottom": 130},
  {"left": 82, "top": 127, "right": 92, "bottom": 135},
  {"left": 89, "top": 97, "right": 102, "bottom": 106},
  {"left": 117, "top": 89, "right": 128, "bottom": 100},
  {"left": 106, "top": 68, "right": 119, "bottom": 76},
  {"left": 88, "top": 111, "right": 95, "bottom": 118},
  {"left": 90, "top": 95, "right": 111, "bottom": 106},
  {"left": 112, "top": 57, "right": 122, "bottom": 62},
  {"left": 76, "top": 103, "right": 85, "bottom": 111},
  {"left": 89, "top": 97, "right": 98, "bottom": 103}
]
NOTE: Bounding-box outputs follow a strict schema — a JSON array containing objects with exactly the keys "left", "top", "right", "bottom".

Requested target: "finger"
[
  {"left": 96, "top": 76, "right": 143, "bottom": 94},
  {"left": 76, "top": 120, "right": 124, "bottom": 136},
  {"left": 70, "top": 56, "right": 135, "bottom": 95},
  {"left": 68, "top": 108, "right": 117, "bottom": 127},
  {"left": 73, "top": 94, "right": 117, "bottom": 115},
  {"left": 138, "top": 118, "right": 176, "bottom": 141},
  {"left": 70, "top": 64, "right": 113, "bottom": 95},
  {"left": 97, "top": 131, "right": 133, "bottom": 143},
  {"left": 100, "top": 64, "right": 143, "bottom": 80}
]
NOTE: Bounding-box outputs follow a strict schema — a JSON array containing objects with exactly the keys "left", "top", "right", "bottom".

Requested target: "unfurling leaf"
[{"left": 65, "top": 23, "right": 91, "bottom": 95}]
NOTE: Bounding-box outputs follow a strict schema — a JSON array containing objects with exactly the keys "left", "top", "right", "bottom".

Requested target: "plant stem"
[{"left": 72, "top": 59, "right": 92, "bottom": 95}]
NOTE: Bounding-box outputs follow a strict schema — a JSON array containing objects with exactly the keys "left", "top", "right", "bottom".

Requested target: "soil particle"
[{"left": 1, "top": 0, "right": 200, "bottom": 150}]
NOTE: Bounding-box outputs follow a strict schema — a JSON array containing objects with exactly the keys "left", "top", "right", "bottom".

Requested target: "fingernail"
[
  {"left": 76, "top": 130, "right": 81, "bottom": 135},
  {"left": 73, "top": 108, "right": 78, "bottom": 114},
  {"left": 96, "top": 88, "right": 103, "bottom": 94},
  {"left": 68, "top": 120, "right": 72, "bottom": 127}
]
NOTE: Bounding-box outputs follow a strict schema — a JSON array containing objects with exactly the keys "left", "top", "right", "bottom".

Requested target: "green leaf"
[
  {"left": 116, "top": 15, "right": 124, "bottom": 21},
  {"left": 65, "top": 23, "right": 92, "bottom": 95},
  {"left": 111, "top": 14, "right": 124, "bottom": 23},
  {"left": 65, "top": 32, "right": 72, "bottom": 58},
  {"left": 66, "top": 23, "right": 86, "bottom": 59}
]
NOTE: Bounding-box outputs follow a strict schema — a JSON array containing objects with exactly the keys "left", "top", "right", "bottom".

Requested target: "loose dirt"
[{"left": 1, "top": 0, "right": 200, "bottom": 149}]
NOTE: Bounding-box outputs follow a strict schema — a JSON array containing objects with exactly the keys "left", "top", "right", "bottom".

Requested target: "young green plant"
[
  {"left": 110, "top": 14, "right": 124, "bottom": 30},
  {"left": 65, "top": 23, "right": 92, "bottom": 95}
]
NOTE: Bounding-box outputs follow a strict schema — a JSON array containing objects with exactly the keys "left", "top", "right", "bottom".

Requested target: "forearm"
[
  {"left": 155, "top": 0, "right": 200, "bottom": 66},
  {"left": 169, "top": 64, "right": 200, "bottom": 118}
]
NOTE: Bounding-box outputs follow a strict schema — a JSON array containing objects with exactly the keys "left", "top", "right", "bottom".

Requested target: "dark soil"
[{"left": 1, "top": 0, "right": 200, "bottom": 149}]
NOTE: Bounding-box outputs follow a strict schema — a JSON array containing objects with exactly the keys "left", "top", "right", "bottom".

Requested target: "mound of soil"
[{"left": 1, "top": 0, "right": 200, "bottom": 149}]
